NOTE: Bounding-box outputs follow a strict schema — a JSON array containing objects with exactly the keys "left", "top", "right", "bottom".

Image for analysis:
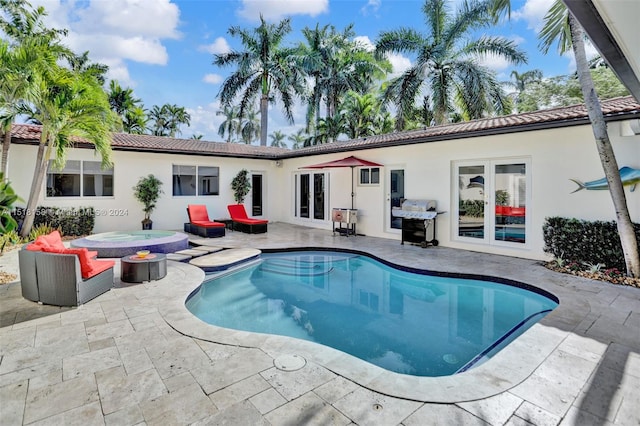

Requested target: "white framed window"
[
  {"left": 359, "top": 167, "right": 380, "bottom": 185},
  {"left": 173, "top": 165, "right": 219, "bottom": 196},
  {"left": 46, "top": 160, "right": 113, "bottom": 197}
]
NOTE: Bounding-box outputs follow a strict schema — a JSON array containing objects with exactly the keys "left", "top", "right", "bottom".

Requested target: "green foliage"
[
  {"left": 459, "top": 200, "right": 484, "bottom": 218},
  {"left": 12, "top": 206, "right": 95, "bottom": 236},
  {"left": 28, "top": 223, "right": 60, "bottom": 241},
  {"left": 231, "top": 169, "right": 251, "bottom": 204},
  {"left": 543, "top": 217, "right": 640, "bottom": 271},
  {"left": 0, "top": 172, "right": 21, "bottom": 234},
  {"left": 133, "top": 175, "right": 163, "bottom": 221},
  {"left": 0, "top": 229, "right": 24, "bottom": 254},
  {"left": 495, "top": 190, "right": 509, "bottom": 206}
]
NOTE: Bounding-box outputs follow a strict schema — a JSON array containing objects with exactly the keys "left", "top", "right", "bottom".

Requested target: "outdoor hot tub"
[{"left": 71, "top": 230, "right": 189, "bottom": 258}]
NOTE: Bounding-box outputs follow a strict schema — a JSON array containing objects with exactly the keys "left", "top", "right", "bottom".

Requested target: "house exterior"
[{"left": 8, "top": 96, "right": 640, "bottom": 262}]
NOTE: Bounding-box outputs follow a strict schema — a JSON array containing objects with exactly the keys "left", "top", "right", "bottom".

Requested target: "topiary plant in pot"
[
  {"left": 231, "top": 169, "right": 251, "bottom": 204},
  {"left": 133, "top": 174, "right": 163, "bottom": 230}
]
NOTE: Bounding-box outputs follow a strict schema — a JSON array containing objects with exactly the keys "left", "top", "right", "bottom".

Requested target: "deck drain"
[
  {"left": 373, "top": 403, "right": 383, "bottom": 411},
  {"left": 274, "top": 354, "right": 306, "bottom": 371}
]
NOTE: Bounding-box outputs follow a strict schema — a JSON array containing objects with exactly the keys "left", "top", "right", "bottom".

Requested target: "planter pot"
[{"left": 142, "top": 219, "right": 153, "bottom": 230}]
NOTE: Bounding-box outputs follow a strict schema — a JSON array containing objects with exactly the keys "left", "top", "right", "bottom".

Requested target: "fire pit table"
[{"left": 121, "top": 253, "right": 167, "bottom": 283}]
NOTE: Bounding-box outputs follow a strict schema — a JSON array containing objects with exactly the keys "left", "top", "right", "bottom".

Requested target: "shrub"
[
  {"left": 543, "top": 217, "right": 640, "bottom": 271},
  {"left": 12, "top": 206, "right": 95, "bottom": 237},
  {"left": 459, "top": 199, "right": 484, "bottom": 217}
]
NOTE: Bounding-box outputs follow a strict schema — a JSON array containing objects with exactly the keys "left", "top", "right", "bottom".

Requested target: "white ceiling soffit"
[{"left": 564, "top": 0, "right": 640, "bottom": 101}]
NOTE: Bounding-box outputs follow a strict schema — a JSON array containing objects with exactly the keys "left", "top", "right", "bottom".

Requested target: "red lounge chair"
[
  {"left": 185, "top": 205, "right": 226, "bottom": 238},
  {"left": 227, "top": 204, "right": 268, "bottom": 234}
]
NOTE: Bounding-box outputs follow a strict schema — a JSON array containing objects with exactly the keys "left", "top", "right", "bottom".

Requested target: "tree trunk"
[
  {"left": 1, "top": 126, "right": 11, "bottom": 176},
  {"left": 569, "top": 13, "right": 640, "bottom": 277},
  {"left": 19, "top": 132, "right": 50, "bottom": 238},
  {"left": 260, "top": 94, "right": 268, "bottom": 146}
]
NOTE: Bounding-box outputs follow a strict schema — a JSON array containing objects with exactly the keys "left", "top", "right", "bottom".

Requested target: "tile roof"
[{"left": 10, "top": 96, "right": 640, "bottom": 160}]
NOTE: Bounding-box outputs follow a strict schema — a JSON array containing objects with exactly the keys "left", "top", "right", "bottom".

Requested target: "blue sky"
[{"left": 32, "top": 0, "right": 593, "bottom": 145}]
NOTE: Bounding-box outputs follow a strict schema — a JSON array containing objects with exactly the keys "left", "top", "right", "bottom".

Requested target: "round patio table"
[{"left": 120, "top": 253, "right": 167, "bottom": 283}]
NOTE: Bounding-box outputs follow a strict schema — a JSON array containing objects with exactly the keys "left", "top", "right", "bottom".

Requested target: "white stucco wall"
[{"left": 8, "top": 119, "right": 639, "bottom": 261}]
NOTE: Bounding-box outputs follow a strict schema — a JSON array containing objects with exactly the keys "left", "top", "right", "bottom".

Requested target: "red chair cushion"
[
  {"left": 187, "top": 205, "right": 211, "bottom": 222},
  {"left": 25, "top": 242, "right": 44, "bottom": 251},
  {"left": 227, "top": 204, "right": 249, "bottom": 220},
  {"left": 191, "top": 220, "right": 225, "bottom": 228},
  {"left": 42, "top": 230, "right": 65, "bottom": 250},
  {"left": 235, "top": 218, "right": 269, "bottom": 225}
]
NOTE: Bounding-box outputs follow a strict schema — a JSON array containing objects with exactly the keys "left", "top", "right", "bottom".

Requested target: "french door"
[
  {"left": 295, "top": 172, "right": 328, "bottom": 221},
  {"left": 454, "top": 159, "right": 530, "bottom": 246},
  {"left": 386, "top": 167, "right": 405, "bottom": 232},
  {"left": 250, "top": 172, "right": 264, "bottom": 217}
]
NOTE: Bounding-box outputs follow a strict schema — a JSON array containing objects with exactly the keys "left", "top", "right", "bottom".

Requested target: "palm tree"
[
  {"left": 341, "top": 91, "right": 383, "bottom": 139},
  {"left": 165, "top": 104, "right": 190, "bottom": 137},
  {"left": 107, "top": 80, "right": 143, "bottom": 132},
  {"left": 148, "top": 104, "right": 169, "bottom": 136},
  {"left": 19, "top": 67, "right": 117, "bottom": 237},
  {"left": 509, "top": 69, "right": 542, "bottom": 112},
  {"left": 68, "top": 51, "right": 109, "bottom": 86},
  {"left": 539, "top": 0, "right": 639, "bottom": 277},
  {"left": 287, "top": 128, "right": 307, "bottom": 150},
  {"left": 191, "top": 134, "right": 203, "bottom": 140},
  {"left": 239, "top": 107, "right": 260, "bottom": 144},
  {"left": 216, "top": 105, "right": 240, "bottom": 142},
  {"left": 314, "top": 113, "right": 345, "bottom": 144},
  {"left": 0, "top": 0, "right": 70, "bottom": 176},
  {"left": 123, "top": 106, "right": 147, "bottom": 134},
  {"left": 269, "top": 130, "right": 287, "bottom": 148},
  {"left": 375, "top": 0, "right": 526, "bottom": 128},
  {"left": 214, "top": 16, "right": 304, "bottom": 146}
]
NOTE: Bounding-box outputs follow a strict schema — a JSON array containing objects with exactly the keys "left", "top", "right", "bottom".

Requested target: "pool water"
[{"left": 186, "top": 251, "right": 558, "bottom": 377}]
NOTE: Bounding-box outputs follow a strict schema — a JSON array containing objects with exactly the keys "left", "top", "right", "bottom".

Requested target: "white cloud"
[
  {"left": 361, "top": 0, "right": 381, "bottom": 16},
  {"left": 478, "top": 53, "right": 512, "bottom": 72},
  {"left": 199, "top": 37, "right": 232, "bottom": 55},
  {"left": 187, "top": 102, "right": 224, "bottom": 142},
  {"left": 388, "top": 53, "right": 412, "bottom": 76},
  {"left": 203, "top": 74, "right": 223, "bottom": 85},
  {"left": 354, "top": 36, "right": 375, "bottom": 52},
  {"left": 513, "top": 0, "right": 556, "bottom": 33},
  {"left": 238, "top": 0, "right": 328, "bottom": 21},
  {"left": 29, "top": 0, "right": 180, "bottom": 83}
]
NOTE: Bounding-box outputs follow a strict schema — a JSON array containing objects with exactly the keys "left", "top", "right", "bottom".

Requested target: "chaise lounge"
[
  {"left": 184, "top": 204, "right": 226, "bottom": 238},
  {"left": 19, "top": 231, "right": 115, "bottom": 306},
  {"left": 227, "top": 204, "right": 268, "bottom": 234}
]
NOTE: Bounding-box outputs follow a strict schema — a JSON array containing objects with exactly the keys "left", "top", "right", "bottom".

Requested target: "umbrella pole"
[{"left": 351, "top": 167, "right": 354, "bottom": 209}]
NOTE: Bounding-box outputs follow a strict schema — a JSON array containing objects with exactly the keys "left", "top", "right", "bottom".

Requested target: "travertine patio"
[{"left": 1, "top": 223, "right": 638, "bottom": 425}]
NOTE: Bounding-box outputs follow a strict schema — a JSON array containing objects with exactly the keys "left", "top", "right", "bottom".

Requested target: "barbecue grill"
[{"left": 392, "top": 199, "right": 440, "bottom": 247}]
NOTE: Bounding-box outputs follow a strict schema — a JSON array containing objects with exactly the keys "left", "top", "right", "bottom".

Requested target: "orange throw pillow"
[{"left": 63, "top": 248, "right": 95, "bottom": 279}]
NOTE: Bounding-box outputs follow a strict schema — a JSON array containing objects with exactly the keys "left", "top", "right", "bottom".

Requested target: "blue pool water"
[{"left": 186, "top": 250, "right": 558, "bottom": 377}]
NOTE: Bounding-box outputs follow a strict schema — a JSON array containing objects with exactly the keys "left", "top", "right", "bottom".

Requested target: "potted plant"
[
  {"left": 133, "top": 174, "right": 163, "bottom": 230},
  {"left": 231, "top": 169, "right": 251, "bottom": 204}
]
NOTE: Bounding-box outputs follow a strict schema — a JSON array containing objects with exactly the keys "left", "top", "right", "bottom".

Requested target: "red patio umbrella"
[{"left": 302, "top": 155, "right": 383, "bottom": 209}]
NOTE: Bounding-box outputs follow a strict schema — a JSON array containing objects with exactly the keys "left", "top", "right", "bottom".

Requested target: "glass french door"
[
  {"left": 454, "top": 159, "right": 529, "bottom": 245},
  {"left": 250, "top": 173, "right": 263, "bottom": 217},
  {"left": 295, "top": 172, "right": 327, "bottom": 221},
  {"left": 386, "top": 167, "right": 405, "bottom": 232}
]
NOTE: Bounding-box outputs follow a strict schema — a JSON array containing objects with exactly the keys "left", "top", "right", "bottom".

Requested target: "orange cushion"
[
  {"left": 41, "top": 246, "right": 66, "bottom": 254},
  {"left": 187, "top": 205, "right": 211, "bottom": 222},
  {"left": 42, "top": 231, "right": 65, "bottom": 250},
  {"left": 227, "top": 204, "right": 249, "bottom": 220},
  {"left": 191, "top": 220, "right": 225, "bottom": 228},
  {"left": 25, "top": 243, "right": 44, "bottom": 251},
  {"left": 87, "top": 259, "right": 115, "bottom": 278},
  {"left": 235, "top": 218, "right": 268, "bottom": 225},
  {"left": 62, "top": 247, "right": 95, "bottom": 279}
]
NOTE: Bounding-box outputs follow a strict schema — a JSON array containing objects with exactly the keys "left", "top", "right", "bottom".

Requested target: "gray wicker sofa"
[{"left": 18, "top": 248, "right": 114, "bottom": 306}]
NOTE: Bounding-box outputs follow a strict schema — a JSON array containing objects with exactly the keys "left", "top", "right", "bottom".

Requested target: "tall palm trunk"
[
  {"left": 260, "top": 94, "right": 268, "bottom": 146},
  {"left": 1, "top": 128, "right": 10, "bottom": 175},
  {"left": 20, "top": 131, "right": 50, "bottom": 238},
  {"left": 569, "top": 14, "right": 639, "bottom": 277}
]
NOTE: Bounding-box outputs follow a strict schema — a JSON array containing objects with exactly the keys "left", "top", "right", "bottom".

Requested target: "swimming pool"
[{"left": 186, "top": 250, "right": 558, "bottom": 377}]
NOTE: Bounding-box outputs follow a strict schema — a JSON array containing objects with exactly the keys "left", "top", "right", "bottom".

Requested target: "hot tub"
[{"left": 71, "top": 230, "right": 189, "bottom": 258}]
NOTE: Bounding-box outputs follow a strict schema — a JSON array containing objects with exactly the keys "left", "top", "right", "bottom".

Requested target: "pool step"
[
  {"left": 258, "top": 260, "right": 334, "bottom": 277},
  {"left": 189, "top": 248, "right": 261, "bottom": 272},
  {"left": 170, "top": 246, "right": 225, "bottom": 262}
]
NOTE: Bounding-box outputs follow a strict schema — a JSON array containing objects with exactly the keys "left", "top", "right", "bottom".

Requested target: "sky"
[{"left": 26, "top": 0, "right": 597, "bottom": 146}]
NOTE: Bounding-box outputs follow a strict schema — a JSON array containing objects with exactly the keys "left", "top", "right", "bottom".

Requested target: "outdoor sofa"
[
  {"left": 227, "top": 204, "right": 268, "bottom": 234},
  {"left": 18, "top": 231, "right": 114, "bottom": 306},
  {"left": 184, "top": 204, "right": 226, "bottom": 238}
]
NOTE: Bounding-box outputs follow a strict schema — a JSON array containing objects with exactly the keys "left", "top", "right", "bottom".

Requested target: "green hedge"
[
  {"left": 12, "top": 206, "right": 95, "bottom": 237},
  {"left": 542, "top": 217, "right": 640, "bottom": 271}
]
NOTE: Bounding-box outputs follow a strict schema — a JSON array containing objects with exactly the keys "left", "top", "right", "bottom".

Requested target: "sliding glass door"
[{"left": 454, "top": 159, "right": 529, "bottom": 246}]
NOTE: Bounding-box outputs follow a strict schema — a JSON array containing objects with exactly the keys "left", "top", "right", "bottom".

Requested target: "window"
[
  {"left": 173, "top": 165, "right": 219, "bottom": 196},
  {"left": 359, "top": 167, "right": 380, "bottom": 185},
  {"left": 46, "top": 160, "right": 113, "bottom": 197}
]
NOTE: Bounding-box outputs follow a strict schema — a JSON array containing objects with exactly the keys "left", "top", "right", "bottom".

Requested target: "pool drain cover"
[{"left": 274, "top": 354, "right": 306, "bottom": 371}]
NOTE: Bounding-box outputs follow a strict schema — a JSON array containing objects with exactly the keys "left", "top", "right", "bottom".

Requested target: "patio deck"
[{"left": 1, "top": 223, "right": 638, "bottom": 425}]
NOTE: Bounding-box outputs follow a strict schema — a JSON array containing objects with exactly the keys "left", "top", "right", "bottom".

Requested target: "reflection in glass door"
[
  {"left": 457, "top": 165, "right": 486, "bottom": 240},
  {"left": 387, "top": 168, "right": 405, "bottom": 231},
  {"left": 299, "top": 173, "right": 310, "bottom": 218},
  {"left": 313, "top": 174, "right": 325, "bottom": 220},
  {"left": 454, "top": 159, "right": 529, "bottom": 245},
  {"left": 251, "top": 173, "right": 263, "bottom": 217},
  {"left": 494, "top": 163, "right": 526, "bottom": 243}
]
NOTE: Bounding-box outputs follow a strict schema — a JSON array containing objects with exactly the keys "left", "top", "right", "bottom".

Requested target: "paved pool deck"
[{"left": 1, "top": 223, "right": 638, "bottom": 425}]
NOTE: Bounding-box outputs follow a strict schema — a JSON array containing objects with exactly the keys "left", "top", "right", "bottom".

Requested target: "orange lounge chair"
[
  {"left": 185, "top": 204, "right": 226, "bottom": 238},
  {"left": 227, "top": 204, "right": 268, "bottom": 234}
]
